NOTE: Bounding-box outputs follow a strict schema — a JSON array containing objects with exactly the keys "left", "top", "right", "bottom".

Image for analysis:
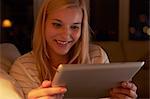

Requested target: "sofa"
[{"left": 0, "top": 43, "right": 24, "bottom": 99}]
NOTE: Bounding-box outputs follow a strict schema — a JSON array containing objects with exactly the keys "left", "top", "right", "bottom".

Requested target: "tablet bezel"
[{"left": 52, "top": 62, "right": 144, "bottom": 98}]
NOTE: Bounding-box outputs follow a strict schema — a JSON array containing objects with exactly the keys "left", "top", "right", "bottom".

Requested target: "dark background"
[{"left": 1, "top": 0, "right": 33, "bottom": 54}]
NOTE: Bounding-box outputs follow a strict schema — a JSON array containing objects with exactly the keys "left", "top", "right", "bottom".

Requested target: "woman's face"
[{"left": 45, "top": 7, "right": 83, "bottom": 56}]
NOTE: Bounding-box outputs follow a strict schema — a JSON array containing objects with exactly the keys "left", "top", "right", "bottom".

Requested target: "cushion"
[
  {"left": 0, "top": 69, "right": 24, "bottom": 99},
  {"left": 0, "top": 56, "right": 12, "bottom": 73}
]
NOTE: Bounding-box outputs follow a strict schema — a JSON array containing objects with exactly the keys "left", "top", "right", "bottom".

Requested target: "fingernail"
[{"left": 60, "top": 88, "right": 67, "bottom": 92}]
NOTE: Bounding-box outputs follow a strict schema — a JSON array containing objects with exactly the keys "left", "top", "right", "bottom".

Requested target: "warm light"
[
  {"left": 143, "top": 26, "right": 148, "bottom": 33},
  {"left": 147, "top": 28, "right": 150, "bottom": 36},
  {"left": 2, "top": 19, "right": 12, "bottom": 28}
]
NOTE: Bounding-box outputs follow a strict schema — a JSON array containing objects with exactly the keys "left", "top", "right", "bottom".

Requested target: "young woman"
[{"left": 10, "top": 0, "right": 137, "bottom": 98}]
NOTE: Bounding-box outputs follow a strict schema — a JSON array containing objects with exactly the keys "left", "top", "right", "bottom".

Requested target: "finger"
[
  {"left": 37, "top": 96, "right": 56, "bottom": 99},
  {"left": 28, "top": 87, "right": 67, "bottom": 98},
  {"left": 46, "top": 87, "right": 67, "bottom": 95},
  {"left": 110, "top": 93, "right": 132, "bottom": 99},
  {"left": 37, "top": 94, "right": 63, "bottom": 99},
  {"left": 110, "top": 87, "right": 137, "bottom": 98},
  {"left": 40, "top": 80, "right": 52, "bottom": 88},
  {"left": 121, "top": 81, "right": 137, "bottom": 91}
]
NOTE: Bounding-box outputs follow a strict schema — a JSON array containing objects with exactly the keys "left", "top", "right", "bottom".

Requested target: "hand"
[
  {"left": 109, "top": 81, "right": 137, "bottom": 99},
  {"left": 28, "top": 80, "right": 67, "bottom": 99}
]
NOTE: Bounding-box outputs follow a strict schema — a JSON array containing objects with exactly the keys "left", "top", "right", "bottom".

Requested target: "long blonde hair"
[{"left": 32, "top": 0, "right": 91, "bottom": 82}]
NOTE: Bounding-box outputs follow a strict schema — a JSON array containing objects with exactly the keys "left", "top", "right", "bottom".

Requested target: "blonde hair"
[{"left": 32, "top": 0, "right": 91, "bottom": 81}]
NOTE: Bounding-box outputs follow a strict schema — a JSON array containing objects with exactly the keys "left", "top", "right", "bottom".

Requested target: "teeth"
[{"left": 57, "top": 40, "right": 68, "bottom": 45}]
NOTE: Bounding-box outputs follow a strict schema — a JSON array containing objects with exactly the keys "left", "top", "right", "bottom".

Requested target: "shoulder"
[
  {"left": 89, "top": 43, "right": 104, "bottom": 56},
  {"left": 10, "top": 51, "right": 39, "bottom": 83},
  {"left": 89, "top": 43, "right": 110, "bottom": 64},
  {"left": 89, "top": 43, "right": 106, "bottom": 58},
  {"left": 16, "top": 51, "right": 35, "bottom": 63},
  {"left": 14, "top": 51, "right": 36, "bottom": 69}
]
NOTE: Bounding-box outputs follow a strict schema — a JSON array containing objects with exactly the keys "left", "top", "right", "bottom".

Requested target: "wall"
[
  {"left": 96, "top": 0, "right": 149, "bottom": 62},
  {"left": 97, "top": 41, "right": 149, "bottom": 62},
  {"left": 33, "top": 0, "right": 43, "bottom": 20}
]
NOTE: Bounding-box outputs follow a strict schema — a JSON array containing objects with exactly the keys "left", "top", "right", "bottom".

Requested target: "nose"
[{"left": 61, "top": 27, "right": 71, "bottom": 39}]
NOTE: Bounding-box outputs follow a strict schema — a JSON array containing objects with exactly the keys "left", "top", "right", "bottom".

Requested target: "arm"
[
  {"left": 28, "top": 80, "right": 67, "bottom": 99},
  {"left": 9, "top": 56, "right": 67, "bottom": 99}
]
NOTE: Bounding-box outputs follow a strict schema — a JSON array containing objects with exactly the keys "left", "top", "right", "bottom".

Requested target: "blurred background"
[
  {"left": 0, "top": 0, "right": 149, "bottom": 98},
  {"left": 1, "top": 0, "right": 33, "bottom": 54},
  {"left": 0, "top": 0, "right": 149, "bottom": 60}
]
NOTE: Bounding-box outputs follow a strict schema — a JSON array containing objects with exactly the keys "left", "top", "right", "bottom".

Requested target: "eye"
[
  {"left": 52, "top": 23, "right": 62, "bottom": 28},
  {"left": 71, "top": 25, "right": 80, "bottom": 31}
]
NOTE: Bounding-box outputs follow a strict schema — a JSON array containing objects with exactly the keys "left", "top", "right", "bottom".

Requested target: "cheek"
[
  {"left": 45, "top": 30, "right": 50, "bottom": 41},
  {"left": 45, "top": 29, "right": 55, "bottom": 43},
  {"left": 72, "top": 31, "right": 81, "bottom": 40},
  {"left": 45, "top": 26, "right": 56, "bottom": 38}
]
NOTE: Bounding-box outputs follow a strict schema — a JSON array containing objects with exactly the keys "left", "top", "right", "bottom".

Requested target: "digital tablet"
[{"left": 52, "top": 62, "right": 144, "bottom": 98}]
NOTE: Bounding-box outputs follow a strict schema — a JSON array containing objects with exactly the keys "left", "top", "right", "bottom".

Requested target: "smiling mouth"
[{"left": 56, "top": 40, "right": 72, "bottom": 45}]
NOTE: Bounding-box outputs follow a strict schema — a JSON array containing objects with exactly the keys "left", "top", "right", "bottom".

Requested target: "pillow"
[
  {"left": 0, "top": 56, "right": 12, "bottom": 73},
  {"left": 0, "top": 69, "right": 24, "bottom": 99},
  {"left": 0, "top": 78, "right": 22, "bottom": 99}
]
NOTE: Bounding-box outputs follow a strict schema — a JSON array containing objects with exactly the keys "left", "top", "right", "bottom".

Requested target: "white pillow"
[
  {"left": 0, "top": 69, "right": 24, "bottom": 99},
  {"left": 0, "top": 78, "right": 22, "bottom": 99}
]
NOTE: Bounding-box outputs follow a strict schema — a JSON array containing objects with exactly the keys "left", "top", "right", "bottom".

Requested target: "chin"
[{"left": 56, "top": 50, "right": 69, "bottom": 56}]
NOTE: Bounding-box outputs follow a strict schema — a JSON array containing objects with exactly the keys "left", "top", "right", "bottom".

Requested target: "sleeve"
[
  {"left": 90, "top": 44, "right": 110, "bottom": 64},
  {"left": 9, "top": 59, "right": 40, "bottom": 99}
]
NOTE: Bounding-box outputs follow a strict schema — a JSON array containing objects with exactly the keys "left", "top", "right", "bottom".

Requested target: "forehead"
[{"left": 47, "top": 7, "right": 83, "bottom": 23}]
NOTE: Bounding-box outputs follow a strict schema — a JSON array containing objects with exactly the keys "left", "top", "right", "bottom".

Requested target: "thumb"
[{"left": 40, "top": 80, "right": 52, "bottom": 88}]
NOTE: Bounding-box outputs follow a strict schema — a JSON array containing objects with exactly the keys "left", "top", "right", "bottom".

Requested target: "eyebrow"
[
  {"left": 51, "top": 19, "right": 62, "bottom": 23},
  {"left": 51, "top": 19, "right": 82, "bottom": 25}
]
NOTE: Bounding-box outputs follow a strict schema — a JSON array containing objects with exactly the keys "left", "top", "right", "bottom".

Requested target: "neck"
[
  {"left": 52, "top": 55, "right": 68, "bottom": 68},
  {"left": 48, "top": 51, "right": 68, "bottom": 69}
]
